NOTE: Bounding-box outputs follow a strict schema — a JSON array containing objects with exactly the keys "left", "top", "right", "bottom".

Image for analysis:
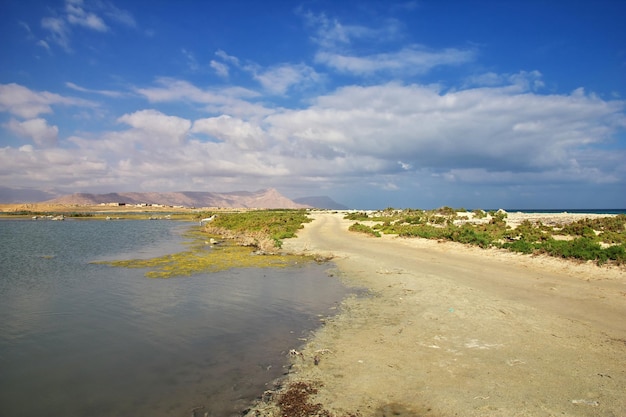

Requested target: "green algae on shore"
[{"left": 95, "top": 228, "right": 315, "bottom": 278}]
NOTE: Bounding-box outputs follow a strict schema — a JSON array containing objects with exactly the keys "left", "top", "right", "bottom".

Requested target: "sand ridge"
[{"left": 250, "top": 211, "right": 626, "bottom": 417}]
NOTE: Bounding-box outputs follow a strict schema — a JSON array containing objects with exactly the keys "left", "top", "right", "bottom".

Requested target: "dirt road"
[{"left": 267, "top": 212, "right": 626, "bottom": 417}]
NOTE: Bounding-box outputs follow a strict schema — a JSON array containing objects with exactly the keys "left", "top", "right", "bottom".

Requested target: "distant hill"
[
  {"left": 43, "top": 188, "right": 310, "bottom": 209},
  {"left": 293, "top": 196, "right": 349, "bottom": 210}
]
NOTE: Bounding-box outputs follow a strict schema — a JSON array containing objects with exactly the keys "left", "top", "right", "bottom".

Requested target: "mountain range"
[
  {"left": 0, "top": 187, "right": 348, "bottom": 210},
  {"left": 293, "top": 195, "right": 350, "bottom": 210}
]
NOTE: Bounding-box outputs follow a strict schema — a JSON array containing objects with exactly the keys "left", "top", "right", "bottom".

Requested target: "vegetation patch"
[
  {"left": 346, "top": 209, "right": 626, "bottom": 266},
  {"left": 96, "top": 210, "right": 317, "bottom": 278},
  {"left": 200, "top": 209, "right": 312, "bottom": 251},
  {"left": 343, "top": 211, "right": 371, "bottom": 221},
  {"left": 348, "top": 222, "right": 381, "bottom": 237},
  {"left": 97, "top": 242, "right": 311, "bottom": 278}
]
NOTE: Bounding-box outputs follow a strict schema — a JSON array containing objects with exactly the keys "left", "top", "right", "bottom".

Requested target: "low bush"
[
  {"left": 472, "top": 209, "right": 487, "bottom": 219},
  {"left": 512, "top": 220, "right": 549, "bottom": 242},
  {"left": 348, "top": 222, "right": 381, "bottom": 237},
  {"left": 449, "top": 225, "right": 492, "bottom": 248},
  {"left": 360, "top": 208, "right": 625, "bottom": 266},
  {"left": 502, "top": 240, "right": 536, "bottom": 254},
  {"left": 344, "top": 212, "right": 370, "bottom": 221},
  {"left": 436, "top": 206, "right": 457, "bottom": 216},
  {"left": 535, "top": 237, "right": 626, "bottom": 265},
  {"left": 207, "top": 210, "right": 311, "bottom": 250}
]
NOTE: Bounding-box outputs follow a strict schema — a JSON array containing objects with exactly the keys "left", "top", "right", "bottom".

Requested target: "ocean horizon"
[{"left": 498, "top": 208, "right": 626, "bottom": 215}]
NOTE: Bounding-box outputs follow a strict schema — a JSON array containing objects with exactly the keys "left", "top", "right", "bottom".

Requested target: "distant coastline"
[{"left": 499, "top": 208, "right": 626, "bottom": 215}]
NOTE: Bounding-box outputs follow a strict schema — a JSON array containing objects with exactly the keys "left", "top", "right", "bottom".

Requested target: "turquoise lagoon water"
[{"left": 0, "top": 219, "right": 351, "bottom": 417}]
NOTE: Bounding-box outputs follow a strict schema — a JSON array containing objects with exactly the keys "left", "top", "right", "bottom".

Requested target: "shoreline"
[
  {"left": 248, "top": 211, "right": 626, "bottom": 416},
  {"left": 3, "top": 206, "right": 624, "bottom": 415},
  {"left": 1, "top": 203, "right": 624, "bottom": 215}
]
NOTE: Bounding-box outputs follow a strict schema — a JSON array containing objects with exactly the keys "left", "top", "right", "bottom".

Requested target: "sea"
[
  {"left": 499, "top": 209, "right": 626, "bottom": 215},
  {"left": 0, "top": 218, "right": 353, "bottom": 417}
]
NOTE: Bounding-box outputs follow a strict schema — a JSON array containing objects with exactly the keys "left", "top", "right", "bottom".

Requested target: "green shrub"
[
  {"left": 537, "top": 237, "right": 605, "bottom": 262},
  {"left": 563, "top": 215, "right": 625, "bottom": 234},
  {"left": 604, "top": 245, "right": 626, "bottom": 264},
  {"left": 431, "top": 216, "right": 446, "bottom": 225},
  {"left": 6, "top": 210, "right": 49, "bottom": 216},
  {"left": 340, "top": 207, "right": 624, "bottom": 266},
  {"left": 450, "top": 226, "right": 492, "bottom": 248},
  {"left": 514, "top": 220, "right": 549, "bottom": 242},
  {"left": 436, "top": 206, "right": 457, "bottom": 216},
  {"left": 210, "top": 210, "right": 311, "bottom": 248},
  {"left": 64, "top": 212, "right": 95, "bottom": 217},
  {"left": 489, "top": 211, "right": 508, "bottom": 226},
  {"left": 403, "top": 215, "right": 424, "bottom": 224},
  {"left": 344, "top": 212, "right": 370, "bottom": 221},
  {"left": 502, "top": 240, "right": 536, "bottom": 254},
  {"left": 599, "top": 230, "right": 626, "bottom": 245},
  {"left": 472, "top": 209, "right": 487, "bottom": 219},
  {"left": 348, "top": 222, "right": 381, "bottom": 237},
  {"left": 397, "top": 224, "right": 443, "bottom": 239}
]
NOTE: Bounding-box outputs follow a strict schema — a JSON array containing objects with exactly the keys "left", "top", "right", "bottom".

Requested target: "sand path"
[{"left": 270, "top": 212, "right": 626, "bottom": 417}]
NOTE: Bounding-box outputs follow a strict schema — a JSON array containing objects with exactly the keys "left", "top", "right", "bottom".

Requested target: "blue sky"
[{"left": 1, "top": 0, "right": 625, "bottom": 209}]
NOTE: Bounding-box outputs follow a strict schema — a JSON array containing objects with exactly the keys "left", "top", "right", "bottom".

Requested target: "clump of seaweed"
[
  {"left": 266, "top": 381, "right": 360, "bottom": 417},
  {"left": 245, "top": 379, "right": 361, "bottom": 417},
  {"left": 277, "top": 382, "right": 331, "bottom": 417}
]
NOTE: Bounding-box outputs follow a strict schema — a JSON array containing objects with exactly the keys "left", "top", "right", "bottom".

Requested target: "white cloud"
[
  {"left": 0, "top": 145, "right": 107, "bottom": 188},
  {"left": 18, "top": 20, "right": 33, "bottom": 36},
  {"left": 117, "top": 109, "right": 191, "bottom": 145},
  {"left": 210, "top": 60, "right": 229, "bottom": 77},
  {"left": 0, "top": 83, "right": 94, "bottom": 118},
  {"left": 41, "top": 17, "right": 71, "bottom": 51},
  {"left": 301, "top": 10, "right": 393, "bottom": 49},
  {"left": 316, "top": 45, "right": 475, "bottom": 75},
  {"left": 103, "top": 3, "right": 136, "bottom": 27},
  {"left": 3, "top": 76, "right": 622, "bottom": 198},
  {"left": 66, "top": 2, "right": 108, "bottom": 32},
  {"left": 37, "top": 39, "right": 51, "bottom": 51},
  {"left": 65, "top": 82, "right": 123, "bottom": 98},
  {"left": 300, "top": 11, "right": 474, "bottom": 77},
  {"left": 5, "top": 118, "right": 59, "bottom": 147},
  {"left": 181, "top": 49, "right": 199, "bottom": 71},
  {"left": 264, "top": 81, "right": 626, "bottom": 182},
  {"left": 2, "top": 77, "right": 623, "bottom": 200},
  {"left": 192, "top": 115, "right": 267, "bottom": 150},
  {"left": 3, "top": 4, "right": 623, "bottom": 206},
  {"left": 209, "top": 50, "right": 237, "bottom": 77},
  {"left": 209, "top": 50, "right": 320, "bottom": 94},
  {"left": 135, "top": 78, "right": 258, "bottom": 103},
  {"left": 41, "top": 0, "right": 135, "bottom": 50},
  {"left": 302, "top": 11, "right": 351, "bottom": 48},
  {"left": 134, "top": 78, "right": 268, "bottom": 118},
  {"left": 253, "top": 63, "right": 320, "bottom": 95},
  {"left": 215, "top": 49, "right": 240, "bottom": 66}
]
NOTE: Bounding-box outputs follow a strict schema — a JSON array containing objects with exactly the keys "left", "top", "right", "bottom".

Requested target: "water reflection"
[{"left": 0, "top": 220, "right": 351, "bottom": 417}]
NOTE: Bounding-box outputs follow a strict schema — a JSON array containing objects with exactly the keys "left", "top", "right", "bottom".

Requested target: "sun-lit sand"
[{"left": 249, "top": 211, "right": 626, "bottom": 417}]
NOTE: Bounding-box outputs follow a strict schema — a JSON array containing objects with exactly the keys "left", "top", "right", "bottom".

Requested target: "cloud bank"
[{"left": 1, "top": 2, "right": 624, "bottom": 208}]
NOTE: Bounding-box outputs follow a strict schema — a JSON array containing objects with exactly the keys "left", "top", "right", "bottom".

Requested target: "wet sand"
[{"left": 250, "top": 211, "right": 626, "bottom": 417}]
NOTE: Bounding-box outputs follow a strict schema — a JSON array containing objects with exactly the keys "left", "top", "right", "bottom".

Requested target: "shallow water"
[{"left": 0, "top": 219, "right": 351, "bottom": 417}]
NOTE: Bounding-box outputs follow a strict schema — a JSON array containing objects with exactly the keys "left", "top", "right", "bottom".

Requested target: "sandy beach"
[{"left": 249, "top": 211, "right": 626, "bottom": 417}]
